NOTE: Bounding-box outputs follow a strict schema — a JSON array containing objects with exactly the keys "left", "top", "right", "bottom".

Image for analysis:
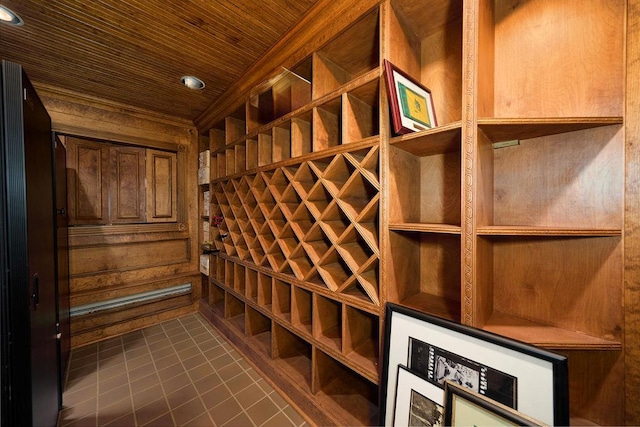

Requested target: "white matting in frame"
[
  {"left": 379, "top": 303, "right": 568, "bottom": 426},
  {"left": 393, "top": 365, "right": 444, "bottom": 426}
]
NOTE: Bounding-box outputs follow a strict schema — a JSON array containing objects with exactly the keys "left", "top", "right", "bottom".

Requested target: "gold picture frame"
[{"left": 444, "top": 381, "right": 548, "bottom": 427}]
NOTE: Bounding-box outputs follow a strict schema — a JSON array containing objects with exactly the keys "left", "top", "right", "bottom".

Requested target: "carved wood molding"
[{"left": 461, "top": 1, "right": 477, "bottom": 326}]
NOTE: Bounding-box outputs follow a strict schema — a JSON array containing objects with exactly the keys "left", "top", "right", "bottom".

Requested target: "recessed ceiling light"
[
  {"left": 181, "top": 75, "right": 205, "bottom": 90},
  {"left": 0, "top": 5, "right": 24, "bottom": 26}
]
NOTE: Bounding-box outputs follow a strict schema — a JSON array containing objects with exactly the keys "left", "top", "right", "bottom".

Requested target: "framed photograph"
[
  {"left": 383, "top": 59, "right": 437, "bottom": 135},
  {"left": 379, "top": 303, "right": 569, "bottom": 426},
  {"left": 444, "top": 380, "right": 548, "bottom": 427},
  {"left": 394, "top": 365, "right": 444, "bottom": 427}
]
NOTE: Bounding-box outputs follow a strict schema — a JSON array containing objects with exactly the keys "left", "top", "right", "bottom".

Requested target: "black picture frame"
[{"left": 379, "top": 303, "right": 569, "bottom": 426}]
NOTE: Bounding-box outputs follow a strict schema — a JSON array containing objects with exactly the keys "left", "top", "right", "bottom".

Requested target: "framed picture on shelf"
[
  {"left": 393, "top": 365, "right": 444, "bottom": 427},
  {"left": 444, "top": 380, "right": 548, "bottom": 427},
  {"left": 383, "top": 59, "right": 437, "bottom": 135},
  {"left": 378, "top": 303, "right": 569, "bottom": 426}
]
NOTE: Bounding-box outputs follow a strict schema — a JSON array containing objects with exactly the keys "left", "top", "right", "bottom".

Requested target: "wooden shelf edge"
[
  {"left": 218, "top": 253, "right": 380, "bottom": 316},
  {"left": 483, "top": 312, "right": 622, "bottom": 351},
  {"left": 211, "top": 137, "right": 380, "bottom": 183},
  {"left": 477, "top": 225, "right": 621, "bottom": 236},
  {"left": 389, "top": 222, "right": 462, "bottom": 234},
  {"left": 477, "top": 116, "right": 623, "bottom": 141},
  {"left": 390, "top": 120, "right": 462, "bottom": 157}
]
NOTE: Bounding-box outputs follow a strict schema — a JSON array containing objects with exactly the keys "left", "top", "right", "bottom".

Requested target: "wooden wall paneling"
[
  {"left": 476, "top": 0, "right": 494, "bottom": 118},
  {"left": 71, "top": 293, "right": 193, "bottom": 336},
  {"left": 625, "top": 0, "right": 640, "bottom": 423},
  {"left": 561, "top": 350, "right": 625, "bottom": 426},
  {"left": 69, "top": 271, "right": 200, "bottom": 308},
  {"left": 246, "top": 138, "right": 259, "bottom": 170},
  {"left": 235, "top": 143, "right": 247, "bottom": 173},
  {"left": 472, "top": 129, "right": 495, "bottom": 327},
  {"left": 40, "top": 88, "right": 200, "bottom": 348},
  {"left": 382, "top": 0, "right": 420, "bottom": 79},
  {"left": 291, "top": 115, "right": 312, "bottom": 158},
  {"left": 69, "top": 238, "right": 190, "bottom": 276},
  {"left": 419, "top": 16, "right": 463, "bottom": 125},
  {"left": 492, "top": 0, "right": 624, "bottom": 118},
  {"left": 66, "top": 137, "right": 109, "bottom": 225},
  {"left": 109, "top": 145, "right": 146, "bottom": 223},
  {"left": 490, "top": 236, "right": 623, "bottom": 343},
  {"left": 258, "top": 133, "right": 273, "bottom": 167},
  {"left": 39, "top": 85, "right": 194, "bottom": 148}
]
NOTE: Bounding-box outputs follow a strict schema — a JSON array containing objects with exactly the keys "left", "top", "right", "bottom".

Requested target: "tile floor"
[{"left": 57, "top": 313, "right": 310, "bottom": 427}]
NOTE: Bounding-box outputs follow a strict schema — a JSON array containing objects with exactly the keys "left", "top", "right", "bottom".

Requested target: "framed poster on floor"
[{"left": 379, "top": 303, "right": 569, "bottom": 426}]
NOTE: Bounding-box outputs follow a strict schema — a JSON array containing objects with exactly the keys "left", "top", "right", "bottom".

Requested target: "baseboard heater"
[{"left": 70, "top": 283, "right": 192, "bottom": 318}]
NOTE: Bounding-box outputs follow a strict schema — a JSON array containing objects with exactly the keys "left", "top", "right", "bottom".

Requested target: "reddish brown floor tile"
[
  {"left": 209, "top": 397, "right": 242, "bottom": 426},
  {"left": 142, "top": 411, "right": 174, "bottom": 427},
  {"left": 172, "top": 397, "right": 207, "bottom": 425},
  {"left": 135, "top": 397, "right": 170, "bottom": 426},
  {"left": 132, "top": 384, "right": 165, "bottom": 410},
  {"left": 166, "top": 384, "right": 198, "bottom": 410},
  {"left": 223, "top": 410, "right": 253, "bottom": 427},
  {"left": 200, "top": 384, "right": 232, "bottom": 410},
  {"left": 97, "top": 372, "right": 128, "bottom": 394},
  {"left": 97, "top": 396, "right": 132, "bottom": 425},
  {"left": 60, "top": 314, "right": 306, "bottom": 427},
  {"left": 97, "top": 382, "right": 130, "bottom": 409},
  {"left": 157, "top": 362, "right": 186, "bottom": 382},
  {"left": 129, "top": 372, "right": 161, "bottom": 395},
  {"left": 162, "top": 371, "right": 192, "bottom": 394},
  {"left": 262, "top": 411, "right": 295, "bottom": 427},
  {"left": 184, "top": 412, "right": 214, "bottom": 426}
]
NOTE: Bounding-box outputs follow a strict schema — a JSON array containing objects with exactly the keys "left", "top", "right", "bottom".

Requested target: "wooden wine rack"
[
  {"left": 196, "top": 0, "right": 637, "bottom": 425},
  {"left": 210, "top": 146, "right": 380, "bottom": 304}
]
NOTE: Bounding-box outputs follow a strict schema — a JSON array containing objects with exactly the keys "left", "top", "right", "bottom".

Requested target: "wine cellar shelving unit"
[{"left": 198, "top": 0, "right": 632, "bottom": 425}]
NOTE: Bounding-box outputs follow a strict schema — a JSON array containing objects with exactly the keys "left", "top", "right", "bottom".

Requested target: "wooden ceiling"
[{"left": 0, "top": 0, "right": 320, "bottom": 122}]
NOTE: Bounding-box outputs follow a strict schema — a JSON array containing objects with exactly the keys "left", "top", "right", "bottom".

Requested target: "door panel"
[
  {"left": 110, "top": 145, "right": 146, "bottom": 223},
  {"left": 67, "top": 137, "right": 108, "bottom": 225},
  {"left": 146, "top": 149, "right": 177, "bottom": 222}
]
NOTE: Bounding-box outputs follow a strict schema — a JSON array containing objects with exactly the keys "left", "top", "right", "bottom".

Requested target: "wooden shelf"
[
  {"left": 483, "top": 312, "right": 622, "bottom": 351},
  {"left": 390, "top": 121, "right": 462, "bottom": 156},
  {"left": 273, "top": 323, "right": 312, "bottom": 392},
  {"left": 313, "top": 349, "right": 379, "bottom": 426},
  {"left": 197, "top": 0, "right": 633, "bottom": 424},
  {"left": 389, "top": 222, "right": 461, "bottom": 234},
  {"left": 477, "top": 117, "right": 623, "bottom": 142},
  {"left": 477, "top": 226, "right": 621, "bottom": 237}
]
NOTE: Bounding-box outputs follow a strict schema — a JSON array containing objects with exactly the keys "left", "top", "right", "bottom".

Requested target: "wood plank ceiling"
[{"left": 0, "top": 0, "right": 320, "bottom": 121}]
